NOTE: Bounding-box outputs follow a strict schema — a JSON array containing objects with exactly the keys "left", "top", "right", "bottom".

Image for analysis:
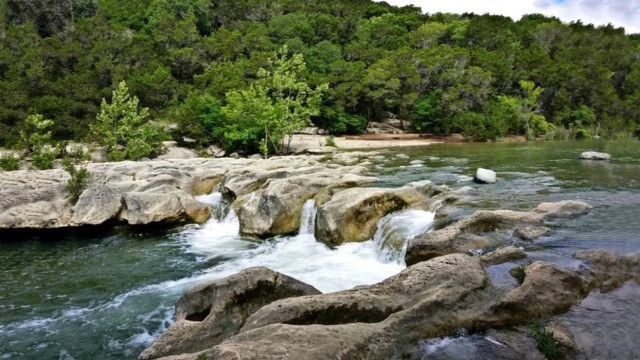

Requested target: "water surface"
[{"left": 1, "top": 140, "right": 639, "bottom": 359}]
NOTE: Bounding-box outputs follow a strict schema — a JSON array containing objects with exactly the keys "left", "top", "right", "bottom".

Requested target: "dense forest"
[{"left": 1, "top": 0, "right": 639, "bottom": 155}]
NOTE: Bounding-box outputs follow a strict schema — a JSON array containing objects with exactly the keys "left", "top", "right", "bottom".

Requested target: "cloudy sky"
[{"left": 381, "top": 0, "right": 640, "bottom": 34}]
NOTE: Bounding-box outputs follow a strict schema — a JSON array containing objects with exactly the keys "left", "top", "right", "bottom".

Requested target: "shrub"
[
  {"left": 65, "top": 145, "right": 91, "bottom": 162},
  {"left": 530, "top": 321, "right": 560, "bottom": 360},
  {"left": 62, "top": 158, "right": 92, "bottom": 204},
  {"left": 31, "top": 146, "right": 58, "bottom": 170},
  {"left": 545, "top": 127, "right": 572, "bottom": 140},
  {"left": 0, "top": 153, "right": 20, "bottom": 171},
  {"left": 575, "top": 128, "right": 592, "bottom": 140},
  {"left": 329, "top": 112, "right": 367, "bottom": 135},
  {"left": 93, "top": 81, "right": 165, "bottom": 161},
  {"left": 325, "top": 135, "right": 336, "bottom": 147}
]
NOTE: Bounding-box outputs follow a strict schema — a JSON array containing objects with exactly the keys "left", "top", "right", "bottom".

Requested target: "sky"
[{"left": 381, "top": 0, "right": 640, "bottom": 34}]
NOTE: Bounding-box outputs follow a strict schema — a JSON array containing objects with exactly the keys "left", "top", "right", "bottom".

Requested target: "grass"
[{"left": 530, "top": 321, "right": 560, "bottom": 360}]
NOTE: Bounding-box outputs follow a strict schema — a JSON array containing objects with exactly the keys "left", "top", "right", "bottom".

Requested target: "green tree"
[
  {"left": 20, "top": 114, "right": 58, "bottom": 169},
  {"left": 92, "top": 81, "right": 164, "bottom": 161},
  {"left": 222, "top": 46, "right": 328, "bottom": 156}
]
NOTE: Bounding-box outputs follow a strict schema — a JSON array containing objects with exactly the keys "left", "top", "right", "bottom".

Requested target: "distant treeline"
[{"left": 1, "top": 0, "right": 639, "bottom": 152}]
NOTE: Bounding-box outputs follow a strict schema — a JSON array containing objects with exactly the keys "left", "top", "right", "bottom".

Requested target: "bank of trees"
[{"left": 1, "top": 0, "right": 639, "bottom": 153}]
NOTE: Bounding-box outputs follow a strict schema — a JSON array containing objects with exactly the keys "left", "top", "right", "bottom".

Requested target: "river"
[{"left": 1, "top": 139, "right": 639, "bottom": 359}]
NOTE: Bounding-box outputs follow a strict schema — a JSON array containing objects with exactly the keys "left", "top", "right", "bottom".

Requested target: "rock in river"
[
  {"left": 579, "top": 151, "right": 611, "bottom": 161},
  {"left": 139, "top": 267, "right": 320, "bottom": 360},
  {"left": 474, "top": 168, "right": 497, "bottom": 184}
]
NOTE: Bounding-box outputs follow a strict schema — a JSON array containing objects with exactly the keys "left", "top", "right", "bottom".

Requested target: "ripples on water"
[
  {"left": 0, "top": 192, "right": 435, "bottom": 359},
  {"left": 2, "top": 140, "right": 639, "bottom": 359}
]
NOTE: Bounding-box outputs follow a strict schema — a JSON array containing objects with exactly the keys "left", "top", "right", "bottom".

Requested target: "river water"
[{"left": 1, "top": 140, "right": 639, "bottom": 359}]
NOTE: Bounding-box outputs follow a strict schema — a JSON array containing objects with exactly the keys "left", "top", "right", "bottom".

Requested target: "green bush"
[
  {"left": 451, "top": 112, "right": 506, "bottom": 140},
  {"left": 64, "top": 145, "right": 91, "bottom": 162},
  {"left": 0, "top": 153, "right": 20, "bottom": 171},
  {"left": 575, "top": 128, "right": 592, "bottom": 140},
  {"left": 545, "top": 127, "right": 572, "bottom": 140},
  {"left": 93, "top": 81, "right": 165, "bottom": 161},
  {"left": 173, "top": 93, "right": 226, "bottom": 147},
  {"left": 62, "top": 158, "right": 92, "bottom": 203},
  {"left": 530, "top": 321, "right": 560, "bottom": 360},
  {"left": 31, "top": 146, "right": 58, "bottom": 170},
  {"left": 411, "top": 93, "right": 445, "bottom": 133},
  {"left": 329, "top": 112, "right": 367, "bottom": 135},
  {"left": 325, "top": 135, "right": 336, "bottom": 147}
]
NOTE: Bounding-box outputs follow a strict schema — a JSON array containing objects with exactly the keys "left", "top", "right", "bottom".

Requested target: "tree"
[
  {"left": 20, "top": 113, "right": 58, "bottom": 169},
  {"left": 222, "top": 46, "right": 328, "bottom": 156},
  {"left": 92, "top": 81, "right": 164, "bottom": 161}
]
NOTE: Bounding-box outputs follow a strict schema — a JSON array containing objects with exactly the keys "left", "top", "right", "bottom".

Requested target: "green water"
[{"left": 1, "top": 140, "right": 639, "bottom": 359}]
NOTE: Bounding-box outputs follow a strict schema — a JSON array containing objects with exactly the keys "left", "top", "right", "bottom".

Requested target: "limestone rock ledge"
[{"left": 140, "top": 249, "right": 640, "bottom": 360}]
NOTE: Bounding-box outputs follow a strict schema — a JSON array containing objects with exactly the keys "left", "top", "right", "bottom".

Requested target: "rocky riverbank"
[
  {"left": 0, "top": 152, "right": 455, "bottom": 241},
  {"left": 140, "top": 246, "right": 640, "bottom": 360}
]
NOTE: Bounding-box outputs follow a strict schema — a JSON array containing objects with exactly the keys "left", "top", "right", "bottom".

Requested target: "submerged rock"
[
  {"left": 579, "top": 151, "right": 611, "bottom": 161},
  {"left": 480, "top": 246, "right": 527, "bottom": 266},
  {"left": 474, "top": 168, "right": 496, "bottom": 184},
  {"left": 139, "top": 267, "right": 320, "bottom": 360},
  {"left": 405, "top": 200, "right": 592, "bottom": 265}
]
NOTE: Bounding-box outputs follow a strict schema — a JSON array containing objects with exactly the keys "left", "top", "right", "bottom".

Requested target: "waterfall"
[
  {"left": 372, "top": 210, "right": 435, "bottom": 263},
  {"left": 298, "top": 199, "right": 317, "bottom": 236},
  {"left": 195, "top": 191, "right": 230, "bottom": 220}
]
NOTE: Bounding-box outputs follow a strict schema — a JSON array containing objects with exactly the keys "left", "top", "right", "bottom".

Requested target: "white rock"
[
  {"left": 396, "top": 154, "right": 410, "bottom": 159},
  {"left": 579, "top": 151, "right": 611, "bottom": 161},
  {"left": 474, "top": 168, "right": 497, "bottom": 184}
]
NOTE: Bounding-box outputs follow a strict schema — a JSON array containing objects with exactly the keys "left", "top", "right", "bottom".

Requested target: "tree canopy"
[{"left": 1, "top": 0, "right": 639, "bottom": 151}]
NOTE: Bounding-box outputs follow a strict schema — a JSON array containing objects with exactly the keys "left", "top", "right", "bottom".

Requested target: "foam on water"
[
  {"left": 0, "top": 192, "right": 435, "bottom": 358},
  {"left": 175, "top": 193, "right": 434, "bottom": 293}
]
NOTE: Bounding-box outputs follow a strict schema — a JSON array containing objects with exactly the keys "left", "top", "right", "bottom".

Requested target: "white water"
[
  {"left": 176, "top": 193, "right": 435, "bottom": 293},
  {"left": 0, "top": 192, "right": 436, "bottom": 359}
]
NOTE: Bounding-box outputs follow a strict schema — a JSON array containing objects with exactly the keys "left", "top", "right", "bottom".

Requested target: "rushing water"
[
  {"left": 0, "top": 193, "right": 433, "bottom": 359},
  {"left": 1, "top": 139, "right": 639, "bottom": 359}
]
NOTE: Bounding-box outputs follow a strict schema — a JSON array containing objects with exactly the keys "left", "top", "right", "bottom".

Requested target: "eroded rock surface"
[
  {"left": 405, "top": 201, "right": 592, "bottom": 265},
  {"left": 139, "top": 267, "right": 320, "bottom": 360},
  {"left": 146, "top": 248, "right": 640, "bottom": 360},
  {"left": 0, "top": 155, "right": 379, "bottom": 232},
  {"left": 315, "top": 181, "right": 440, "bottom": 245}
]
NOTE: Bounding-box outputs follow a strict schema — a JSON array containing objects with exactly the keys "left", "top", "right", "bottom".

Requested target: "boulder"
[
  {"left": 480, "top": 246, "right": 527, "bottom": 266},
  {"left": 119, "top": 187, "right": 211, "bottom": 225},
  {"left": 574, "top": 249, "right": 640, "bottom": 290},
  {"left": 474, "top": 168, "right": 497, "bottom": 184},
  {"left": 234, "top": 171, "right": 376, "bottom": 237},
  {"left": 486, "top": 262, "right": 590, "bottom": 324},
  {"left": 205, "top": 145, "right": 225, "bottom": 158},
  {"left": 406, "top": 201, "right": 592, "bottom": 265},
  {"left": 70, "top": 184, "right": 123, "bottom": 225},
  {"left": 156, "top": 144, "right": 199, "bottom": 160},
  {"left": 315, "top": 182, "right": 435, "bottom": 246},
  {"left": 296, "top": 127, "right": 319, "bottom": 135},
  {"left": 1, "top": 155, "right": 373, "bottom": 231},
  {"left": 139, "top": 267, "right": 320, "bottom": 360},
  {"left": 148, "top": 250, "right": 640, "bottom": 360},
  {"left": 579, "top": 151, "right": 611, "bottom": 161},
  {"left": 241, "top": 254, "right": 487, "bottom": 332},
  {"left": 514, "top": 225, "right": 552, "bottom": 241}
]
